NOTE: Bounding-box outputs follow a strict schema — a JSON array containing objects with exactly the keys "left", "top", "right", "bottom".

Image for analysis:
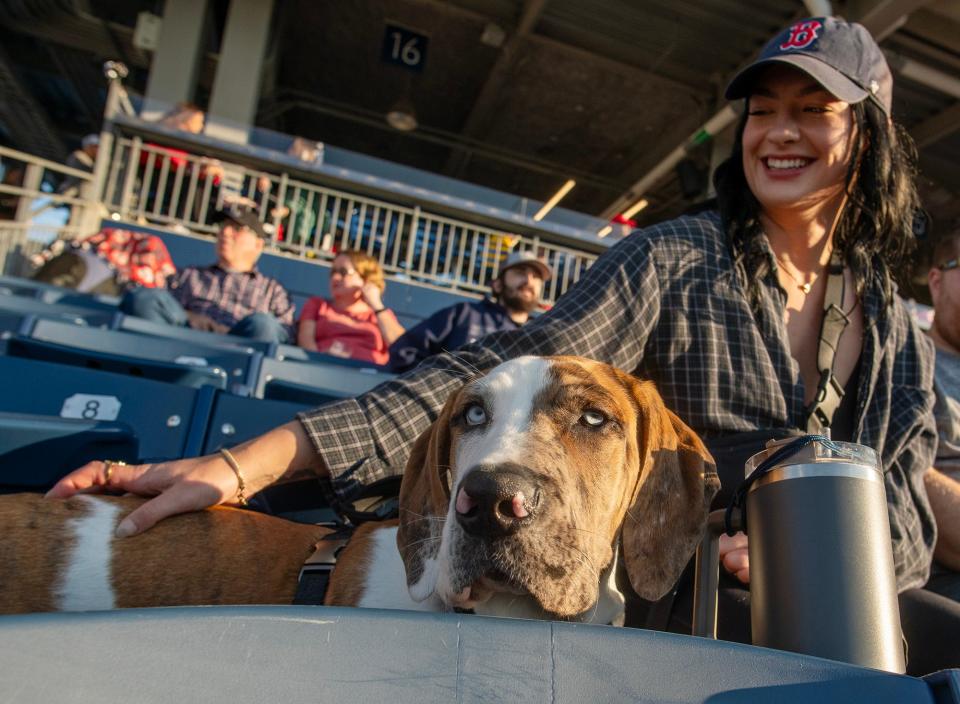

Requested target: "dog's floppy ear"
[
  {"left": 618, "top": 374, "right": 720, "bottom": 601},
  {"left": 396, "top": 390, "right": 460, "bottom": 598}
]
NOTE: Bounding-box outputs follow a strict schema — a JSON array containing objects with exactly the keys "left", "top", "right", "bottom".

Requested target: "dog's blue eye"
[
  {"left": 465, "top": 404, "right": 487, "bottom": 426},
  {"left": 580, "top": 410, "right": 606, "bottom": 427}
]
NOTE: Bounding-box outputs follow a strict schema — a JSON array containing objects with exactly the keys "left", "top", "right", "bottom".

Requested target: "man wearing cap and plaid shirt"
[
  {"left": 387, "top": 250, "right": 552, "bottom": 373},
  {"left": 120, "top": 206, "right": 294, "bottom": 343}
]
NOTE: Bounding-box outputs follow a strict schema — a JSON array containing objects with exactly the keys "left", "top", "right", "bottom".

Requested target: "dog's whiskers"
[
  {"left": 444, "top": 351, "right": 486, "bottom": 382},
  {"left": 400, "top": 508, "right": 447, "bottom": 523},
  {"left": 563, "top": 542, "right": 604, "bottom": 624},
  {"left": 401, "top": 535, "right": 442, "bottom": 551}
]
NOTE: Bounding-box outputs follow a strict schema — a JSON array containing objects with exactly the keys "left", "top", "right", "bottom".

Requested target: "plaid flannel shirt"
[
  {"left": 299, "top": 210, "right": 937, "bottom": 591},
  {"left": 169, "top": 264, "right": 295, "bottom": 335}
]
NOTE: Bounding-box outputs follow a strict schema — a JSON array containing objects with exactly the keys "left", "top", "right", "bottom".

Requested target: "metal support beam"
[
  {"left": 848, "top": 0, "right": 933, "bottom": 40},
  {"left": 206, "top": 0, "right": 276, "bottom": 144},
  {"left": 443, "top": 0, "right": 549, "bottom": 177},
  {"left": 142, "top": 0, "right": 210, "bottom": 120},
  {"left": 599, "top": 106, "right": 737, "bottom": 221},
  {"left": 910, "top": 102, "right": 960, "bottom": 148}
]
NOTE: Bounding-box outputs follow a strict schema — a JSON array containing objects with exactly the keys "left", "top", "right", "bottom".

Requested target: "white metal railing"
[
  {"left": 0, "top": 145, "right": 102, "bottom": 277},
  {"left": 2, "top": 62, "right": 601, "bottom": 304},
  {"left": 99, "top": 135, "right": 598, "bottom": 304}
]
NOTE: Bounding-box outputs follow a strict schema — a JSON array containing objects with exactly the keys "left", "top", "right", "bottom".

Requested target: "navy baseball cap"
[
  {"left": 215, "top": 204, "right": 269, "bottom": 239},
  {"left": 725, "top": 17, "right": 892, "bottom": 115}
]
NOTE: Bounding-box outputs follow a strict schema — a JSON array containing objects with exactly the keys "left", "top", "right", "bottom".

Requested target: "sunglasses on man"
[{"left": 938, "top": 258, "right": 960, "bottom": 272}]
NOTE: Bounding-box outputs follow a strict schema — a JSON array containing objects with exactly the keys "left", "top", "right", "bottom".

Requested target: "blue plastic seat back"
[
  {"left": 0, "top": 311, "right": 26, "bottom": 334},
  {"left": 202, "top": 392, "right": 333, "bottom": 521},
  {"left": 28, "top": 318, "right": 260, "bottom": 388},
  {"left": 272, "top": 343, "right": 386, "bottom": 370},
  {"left": 0, "top": 293, "right": 117, "bottom": 327},
  {"left": 255, "top": 356, "right": 393, "bottom": 403},
  {"left": 0, "top": 412, "right": 139, "bottom": 492},
  {"left": 114, "top": 313, "right": 274, "bottom": 354},
  {"left": 202, "top": 393, "right": 311, "bottom": 455},
  {"left": 3, "top": 335, "right": 230, "bottom": 391},
  {"left": 0, "top": 356, "right": 214, "bottom": 461},
  {"left": 0, "top": 606, "right": 948, "bottom": 704},
  {"left": 0, "top": 274, "right": 122, "bottom": 311}
]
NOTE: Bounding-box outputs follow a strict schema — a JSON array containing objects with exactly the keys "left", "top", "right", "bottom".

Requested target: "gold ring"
[{"left": 103, "top": 460, "right": 126, "bottom": 485}]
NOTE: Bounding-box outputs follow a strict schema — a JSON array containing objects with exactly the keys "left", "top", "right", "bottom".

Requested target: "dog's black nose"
[{"left": 455, "top": 465, "right": 540, "bottom": 538}]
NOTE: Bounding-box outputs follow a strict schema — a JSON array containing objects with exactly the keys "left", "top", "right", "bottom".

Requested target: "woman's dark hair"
[{"left": 714, "top": 98, "right": 921, "bottom": 306}]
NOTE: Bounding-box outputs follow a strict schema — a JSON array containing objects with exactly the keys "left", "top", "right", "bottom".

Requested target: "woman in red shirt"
[{"left": 297, "top": 250, "right": 405, "bottom": 366}]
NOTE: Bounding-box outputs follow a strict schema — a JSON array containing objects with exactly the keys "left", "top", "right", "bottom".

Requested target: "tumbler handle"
[{"left": 693, "top": 509, "right": 737, "bottom": 639}]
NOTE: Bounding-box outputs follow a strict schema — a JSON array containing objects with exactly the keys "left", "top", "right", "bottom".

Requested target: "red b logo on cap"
[{"left": 780, "top": 20, "right": 822, "bottom": 50}]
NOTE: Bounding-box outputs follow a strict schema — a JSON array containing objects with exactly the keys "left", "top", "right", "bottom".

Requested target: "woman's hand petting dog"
[
  {"left": 47, "top": 420, "right": 323, "bottom": 538},
  {"left": 46, "top": 454, "right": 239, "bottom": 537}
]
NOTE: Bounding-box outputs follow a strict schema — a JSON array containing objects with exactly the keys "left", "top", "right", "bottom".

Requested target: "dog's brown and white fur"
[{"left": 0, "top": 356, "right": 719, "bottom": 620}]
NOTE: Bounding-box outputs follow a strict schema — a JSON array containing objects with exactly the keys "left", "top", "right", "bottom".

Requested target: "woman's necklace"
[{"left": 774, "top": 254, "right": 819, "bottom": 294}]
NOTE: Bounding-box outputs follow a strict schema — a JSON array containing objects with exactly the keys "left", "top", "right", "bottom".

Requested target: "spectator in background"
[
  {"left": 388, "top": 250, "right": 551, "bottom": 373},
  {"left": 65, "top": 134, "right": 98, "bottom": 173},
  {"left": 53, "top": 134, "right": 100, "bottom": 211},
  {"left": 0, "top": 162, "right": 24, "bottom": 220},
  {"left": 297, "top": 250, "right": 404, "bottom": 365},
  {"left": 121, "top": 205, "right": 294, "bottom": 342},
  {"left": 923, "top": 229, "right": 960, "bottom": 601},
  {"left": 159, "top": 103, "right": 205, "bottom": 133},
  {"left": 58, "top": 134, "right": 98, "bottom": 195},
  {"left": 140, "top": 103, "right": 223, "bottom": 219},
  {"left": 32, "top": 228, "right": 176, "bottom": 295},
  {"left": 256, "top": 138, "right": 328, "bottom": 248}
]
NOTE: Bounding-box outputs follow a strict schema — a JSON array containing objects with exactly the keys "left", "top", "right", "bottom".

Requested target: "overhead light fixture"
[
  {"left": 386, "top": 97, "right": 418, "bottom": 132},
  {"left": 597, "top": 225, "right": 613, "bottom": 238},
  {"left": 621, "top": 198, "right": 649, "bottom": 220},
  {"left": 533, "top": 179, "right": 576, "bottom": 221}
]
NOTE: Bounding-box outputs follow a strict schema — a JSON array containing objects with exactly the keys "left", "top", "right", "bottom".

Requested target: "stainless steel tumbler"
[{"left": 744, "top": 438, "right": 905, "bottom": 673}]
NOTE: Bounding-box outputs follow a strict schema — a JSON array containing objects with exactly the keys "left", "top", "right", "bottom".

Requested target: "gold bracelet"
[{"left": 218, "top": 448, "right": 249, "bottom": 506}]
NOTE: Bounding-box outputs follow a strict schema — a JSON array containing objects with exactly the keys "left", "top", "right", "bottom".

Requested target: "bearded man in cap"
[{"left": 387, "top": 250, "right": 552, "bottom": 373}]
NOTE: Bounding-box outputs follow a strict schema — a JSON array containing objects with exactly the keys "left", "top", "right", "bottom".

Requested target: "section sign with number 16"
[{"left": 382, "top": 24, "right": 428, "bottom": 72}]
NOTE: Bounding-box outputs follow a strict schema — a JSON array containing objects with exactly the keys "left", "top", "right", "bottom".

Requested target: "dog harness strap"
[
  {"left": 293, "top": 526, "right": 352, "bottom": 605},
  {"left": 804, "top": 254, "right": 849, "bottom": 436}
]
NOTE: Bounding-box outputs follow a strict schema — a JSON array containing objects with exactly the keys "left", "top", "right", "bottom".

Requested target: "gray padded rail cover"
[{"left": 0, "top": 606, "right": 957, "bottom": 703}]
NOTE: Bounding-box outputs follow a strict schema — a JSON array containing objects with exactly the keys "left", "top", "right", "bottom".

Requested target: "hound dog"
[{"left": 0, "top": 356, "right": 719, "bottom": 622}]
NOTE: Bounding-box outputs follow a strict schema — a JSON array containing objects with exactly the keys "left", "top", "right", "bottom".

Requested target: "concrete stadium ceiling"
[{"left": 1, "top": 0, "right": 959, "bottom": 240}]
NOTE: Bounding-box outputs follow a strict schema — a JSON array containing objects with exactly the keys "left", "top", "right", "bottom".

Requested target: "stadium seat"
[
  {"left": 0, "top": 355, "right": 215, "bottom": 462},
  {"left": 3, "top": 336, "right": 231, "bottom": 391},
  {"left": 1, "top": 605, "right": 951, "bottom": 703},
  {"left": 26, "top": 318, "right": 262, "bottom": 392},
  {"left": 201, "top": 393, "right": 311, "bottom": 454},
  {"left": 200, "top": 391, "right": 334, "bottom": 522},
  {"left": 113, "top": 313, "right": 274, "bottom": 354},
  {"left": 0, "top": 311, "right": 28, "bottom": 335},
  {"left": 255, "top": 356, "right": 392, "bottom": 404},
  {"left": 0, "top": 275, "right": 120, "bottom": 311},
  {"left": 0, "top": 294, "right": 117, "bottom": 327},
  {"left": 0, "top": 412, "right": 139, "bottom": 492},
  {"left": 272, "top": 343, "right": 385, "bottom": 370}
]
